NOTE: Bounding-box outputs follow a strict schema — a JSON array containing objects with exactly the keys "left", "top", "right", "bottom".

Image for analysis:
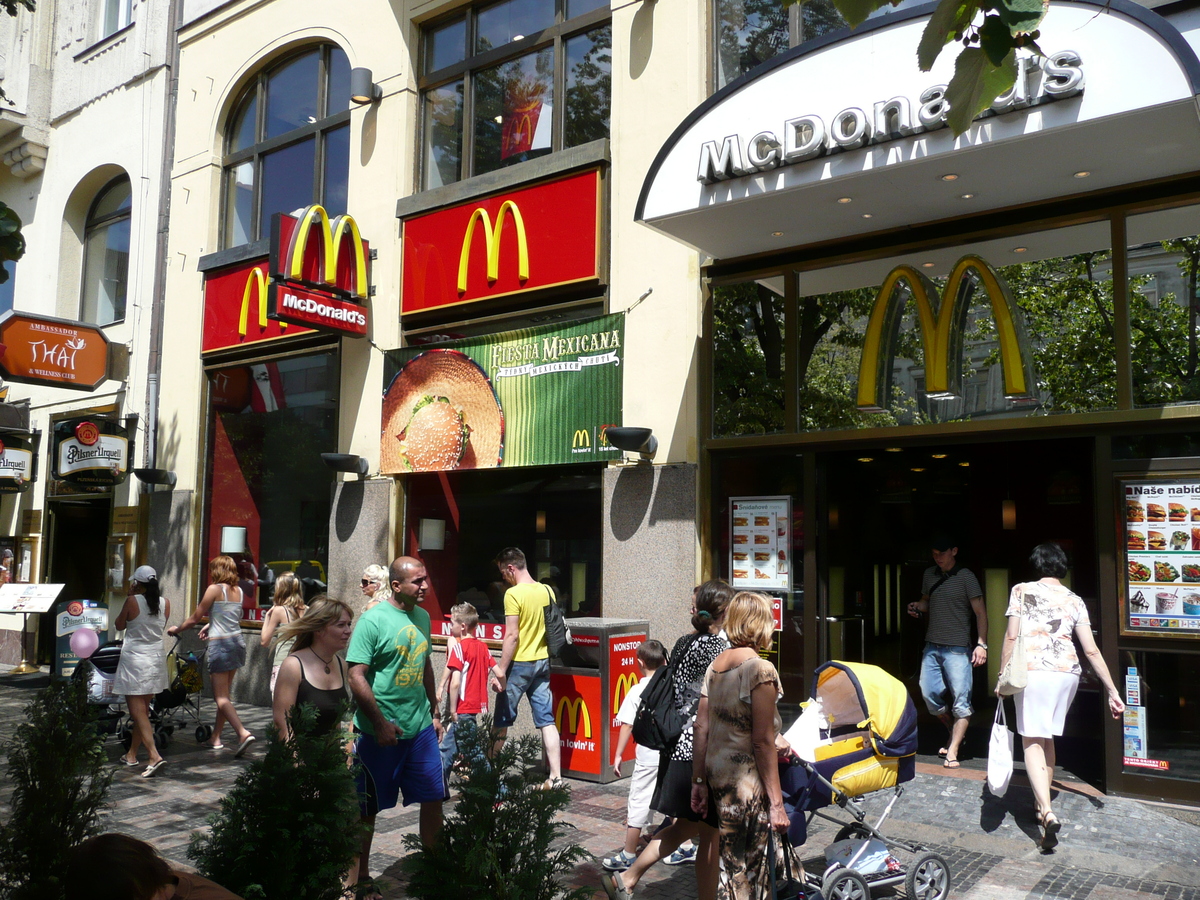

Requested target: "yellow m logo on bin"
[
  {"left": 556, "top": 696, "right": 592, "bottom": 738},
  {"left": 238, "top": 267, "right": 286, "bottom": 336},
  {"left": 457, "top": 201, "right": 529, "bottom": 294},
  {"left": 856, "top": 255, "right": 1035, "bottom": 412},
  {"left": 286, "top": 204, "right": 369, "bottom": 300},
  {"left": 612, "top": 672, "right": 639, "bottom": 715}
]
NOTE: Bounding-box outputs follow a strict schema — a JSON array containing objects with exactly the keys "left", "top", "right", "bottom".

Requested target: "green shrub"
[
  {"left": 0, "top": 678, "right": 113, "bottom": 900},
  {"left": 188, "top": 705, "right": 363, "bottom": 900},
  {"left": 402, "top": 716, "right": 592, "bottom": 900}
]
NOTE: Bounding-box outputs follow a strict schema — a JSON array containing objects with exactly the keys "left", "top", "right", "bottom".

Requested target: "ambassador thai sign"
[
  {"left": 52, "top": 417, "right": 131, "bottom": 486},
  {"left": 381, "top": 314, "right": 623, "bottom": 473},
  {"left": 0, "top": 311, "right": 109, "bottom": 390}
]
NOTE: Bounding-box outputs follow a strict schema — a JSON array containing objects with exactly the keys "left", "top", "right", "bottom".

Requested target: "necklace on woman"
[{"left": 311, "top": 648, "right": 333, "bottom": 674}]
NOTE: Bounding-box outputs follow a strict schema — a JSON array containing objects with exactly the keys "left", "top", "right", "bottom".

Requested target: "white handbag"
[
  {"left": 997, "top": 616, "right": 1028, "bottom": 696},
  {"left": 987, "top": 703, "right": 1014, "bottom": 798}
]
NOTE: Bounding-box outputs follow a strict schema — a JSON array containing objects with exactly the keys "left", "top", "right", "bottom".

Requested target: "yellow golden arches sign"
[
  {"left": 285, "top": 204, "right": 369, "bottom": 300},
  {"left": 237, "top": 267, "right": 287, "bottom": 337},
  {"left": 556, "top": 696, "right": 592, "bottom": 738},
  {"left": 856, "top": 255, "right": 1036, "bottom": 412},
  {"left": 612, "top": 672, "right": 640, "bottom": 714},
  {"left": 457, "top": 200, "right": 530, "bottom": 294}
]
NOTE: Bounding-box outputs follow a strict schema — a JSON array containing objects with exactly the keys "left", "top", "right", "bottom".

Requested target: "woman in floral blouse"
[{"left": 998, "top": 542, "right": 1124, "bottom": 851}]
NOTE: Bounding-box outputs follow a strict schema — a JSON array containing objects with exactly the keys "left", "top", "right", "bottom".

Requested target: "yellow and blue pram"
[{"left": 781, "top": 661, "right": 952, "bottom": 900}]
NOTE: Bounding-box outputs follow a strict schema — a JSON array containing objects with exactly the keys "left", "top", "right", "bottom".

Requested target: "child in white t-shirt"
[{"left": 601, "top": 639, "right": 668, "bottom": 872}]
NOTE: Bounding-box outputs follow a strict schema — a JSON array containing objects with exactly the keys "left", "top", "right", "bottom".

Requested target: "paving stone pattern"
[{"left": 2, "top": 671, "right": 1199, "bottom": 899}]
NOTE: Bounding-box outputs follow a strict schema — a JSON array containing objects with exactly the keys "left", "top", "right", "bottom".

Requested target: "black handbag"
[{"left": 768, "top": 830, "right": 806, "bottom": 900}]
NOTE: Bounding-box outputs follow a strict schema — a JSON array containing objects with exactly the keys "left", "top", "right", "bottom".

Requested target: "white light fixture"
[
  {"left": 418, "top": 518, "right": 446, "bottom": 551},
  {"left": 1013, "top": 246, "right": 1028, "bottom": 253},
  {"left": 858, "top": 457, "right": 874, "bottom": 463},
  {"left": 350, "top": 67, "right": 382, "bottom": 104},
  {"left": 771, "top": 231, "right": 783, "bottom": 236},
  {"left": 922, "top": 262, "right": 935, "bottom": 268},
  {"left": 1074, "top": 170, "right": 1091, "bottom": 178},
  {"left": 513, "top": 33, "right": 525, "bottom": 40},
  {"left": 862, "top": 213, "right": 873, "bottom": 219},
  {"left": 220, "top": 526, "right": 248, "bottom": 555},
  {"left": 931, "top": 453, "right": 948, "bottom": 459},
  {"left": 837, "top": 197, "right": 852, "bottom": 204},
  {"left": 960, "top": 193, "right": 975, "bottom": 199},
  {"left": 940, "top": 174, "right": 959, "bottom": 182}
]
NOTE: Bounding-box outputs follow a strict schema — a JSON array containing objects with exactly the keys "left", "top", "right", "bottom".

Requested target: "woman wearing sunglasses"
[{"left": 360, "top": 564, "right": 388, "bottom": 613}]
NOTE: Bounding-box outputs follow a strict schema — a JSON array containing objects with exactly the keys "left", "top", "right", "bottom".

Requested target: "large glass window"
[
  {"left": 714, "top": 0, "right": 845, "bottom": 89},
  {"left": 222, "top": 45, "right": 352, "bottom": 248},
  {"left": 713, "top": 279, "right": 786, "bottom": 437},
  {"left": 420, "top": 0, "right": 611, "bottom": 188},
  {"left": 101, "top": 0, "right": 132, "bottom": 39},
  {"left": 80, "top": 177, "right": 131, "bottom": 326},
  {"left": 205, "top": 351, "right": 339, "bottom": 611}
]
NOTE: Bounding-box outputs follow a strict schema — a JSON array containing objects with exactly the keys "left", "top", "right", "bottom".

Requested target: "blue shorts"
[
  {"left": 355, "top": 724, "right": 447, "bottom": 816},
  {"left": 919, "top": 642, "right": 974, "bottom": 720},
  {"left": 493, "top": 658, "right": 554, "bottom": 729}
]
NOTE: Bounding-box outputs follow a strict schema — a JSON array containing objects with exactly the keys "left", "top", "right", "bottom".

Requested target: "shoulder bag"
[{"left": 996, "top": 613, "right": 1028, "bottom": 696}]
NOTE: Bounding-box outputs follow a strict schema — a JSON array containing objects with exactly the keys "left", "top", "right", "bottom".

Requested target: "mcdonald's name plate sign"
[
  {"left": 202, "top": 259, "right": 315, "bottom": 355},
  {"left": 382, "top": 314, "right": 623, "bottom": 473},
  {"left": 0, "top": 311, "right": 109, "bottom": 390},
  {"left": 400, "top": 168, "right": 601, "bottom": 315}
]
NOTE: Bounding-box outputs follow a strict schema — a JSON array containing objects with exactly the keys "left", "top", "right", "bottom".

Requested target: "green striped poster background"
[{"left": 384, "top": 314, "right": 624, "bottom": 469}]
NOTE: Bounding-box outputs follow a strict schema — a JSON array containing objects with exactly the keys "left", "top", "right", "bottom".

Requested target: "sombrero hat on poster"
[{"left": 381, "top": 349, "right": 504, "bottom": 473}]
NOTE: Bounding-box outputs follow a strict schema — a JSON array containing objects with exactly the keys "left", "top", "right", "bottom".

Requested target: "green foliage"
[
  {"left": 0, "top": 204, "right": 26, "bottom": 285},
  {"left": 713, "top": 282, "right": 785, "bottom": 435},
  {"left": 188, "top": 705, "right": 363, "bottom": 900},
  {"left": 0, "top": 678, "right": 113, "bottom": 900},
  {"left": 402, "top": 717, "right": 591, "bottom": 900},
  {"left": 946, "top": 46, "right": 1016, "bottom": 134}
]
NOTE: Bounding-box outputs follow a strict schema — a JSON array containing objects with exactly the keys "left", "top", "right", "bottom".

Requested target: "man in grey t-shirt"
[{"left": 906, "top": 534, "right": 988, "bottom": 767}]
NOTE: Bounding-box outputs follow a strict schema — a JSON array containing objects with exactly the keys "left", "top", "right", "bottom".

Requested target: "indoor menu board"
[
  {"left": 729, "top": 496, "right": 791, "bottom": 593},
  {"left": 1122, "top": 477, "right": 1200, "bottom": 638}
]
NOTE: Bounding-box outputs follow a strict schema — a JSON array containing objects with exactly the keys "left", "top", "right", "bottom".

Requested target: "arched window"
[
  {"left": 223, "top": 44, "right": 352, "bottom": 248},
  {"left": 80, "top": 177, "right": 131, "bottom": 326}
]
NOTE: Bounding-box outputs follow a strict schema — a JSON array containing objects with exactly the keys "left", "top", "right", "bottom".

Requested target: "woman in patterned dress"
[
  {"left": 602, "top": 580, "right": 734, "bottom": 900},
  {"left": 998, "top": 543, "right": 1125, "bottom": 850},
  {"left": 691, "top": 591, "right": 797, "bottom": 900}
]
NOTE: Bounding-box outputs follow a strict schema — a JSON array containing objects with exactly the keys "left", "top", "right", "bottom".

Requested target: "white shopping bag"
[
  {"left": 987, "top": 703, "right": 1014, "bottom": 798},
  {"left": 784, "top": 697, "right": 829, "bottom": 762}
]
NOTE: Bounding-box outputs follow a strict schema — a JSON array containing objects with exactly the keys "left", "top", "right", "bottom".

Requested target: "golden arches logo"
[
  {"left": 856, "top": 255, "right": 1035, "bottom": 412},
  {"left": 572, "top": 429, "right": 590, "bottom": 449},
  {"left": 555, "top": 696, "right": 592, "bottom": 738},
  {"left": 457, "top": 201, "right": 529, "bottom": 294},
  {"left": 238, "top": 267, "right": 286, "bottom": 337},
  {"left": 286, "top": 204, "right": 368, "bottom": 300},
  {"left": 612, "top": 672, "right": 640, "bottom": 715}
]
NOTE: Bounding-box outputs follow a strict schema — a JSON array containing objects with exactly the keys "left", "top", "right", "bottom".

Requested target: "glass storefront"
[{"left": 205, "top": 350, "right": 339, "bottom": 610}]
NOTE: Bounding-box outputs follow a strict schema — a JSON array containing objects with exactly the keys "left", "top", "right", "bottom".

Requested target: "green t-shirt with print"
[{"left": 347, "top": 600, "right": 432, "bottom": 738}]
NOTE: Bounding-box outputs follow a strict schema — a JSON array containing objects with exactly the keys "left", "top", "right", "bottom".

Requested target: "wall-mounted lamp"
[
  {"left": 828, "top": 505, "right": 840, "bottom": 530},
  {"left": 604, "top": 426, "right": 658, "bottom": 462},
  {"left": 1002, "top": 499, "right": 1017, "bottom": 530},
  {"left": 418, "top": 518, "right": 446, "bottom": 551},
  {"left": 133, "top": 467, "right": 177, "bottom": 489},
  {"left": 350, "top": 67, "right": 382, "bottom": 104},
  {"left": 321, "top": 453, "right": 369, "bottom": 480},
  {"left": 536, "top": 510, "right": 547, "bottom": 533},
  {"left": 220, "top": 526, "right": 248, "bottom": 555}
]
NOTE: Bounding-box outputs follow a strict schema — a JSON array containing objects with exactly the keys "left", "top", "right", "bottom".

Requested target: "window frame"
[
  {"left": 220, "top": 44, "right": 353, "bottom": 249},
  {"left": 100, "top": 0, "right": 133, "bottom": 41},
  {"left": 417, "top": 0, "right": 611, "bottom": 189},
  {"left": 80, "top": 175, "right": 132, "bottom": 327}
]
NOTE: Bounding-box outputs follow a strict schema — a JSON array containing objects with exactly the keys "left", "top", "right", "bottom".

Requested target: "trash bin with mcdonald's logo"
[{"left": 549, "top": 617, "right": 649, "bottom": 783}]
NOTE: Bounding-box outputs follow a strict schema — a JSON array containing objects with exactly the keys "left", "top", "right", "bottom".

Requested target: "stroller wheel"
[
  {"left": 154, "top": 730, "right": 169, "bottom": 752},
  {"left": 834, "top": 822, "right": 872, "bottom": 844},
  {"left": 904, "top": 852, "right": 950, "bottom": 900},
  {"left": 822, "top": 868, "right": 870, "bottom": 900},
  {"left": 196, "top": 725, "right": 213, "bottom": 743}
]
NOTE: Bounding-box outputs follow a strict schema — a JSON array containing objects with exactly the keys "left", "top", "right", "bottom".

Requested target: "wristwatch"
[
  {"left": 692, "top": 776, "right": 705, "bottom": 784},
  {"left": 977, "top": 640, "right": 988, "bottom": 650}
]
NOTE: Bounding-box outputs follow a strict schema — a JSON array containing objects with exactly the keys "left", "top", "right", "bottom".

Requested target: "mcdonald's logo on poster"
[
  {"left": 855, "top": 255, "right": 1036, "bottom": 413},
  {"left": 572, "top": 429, "right": 591, "bottom": 450},
  {"left": 556, "top": 696, "right": 592, "bottom": 739},
  {"left": 267, "top": 205, "right": 371, "bottom": 338},
  {"left": 612, "top": 672, "right": 639, "bottom": 716},
  {"left": 401, "top": 168, "right": 602, "bottom": 315}
]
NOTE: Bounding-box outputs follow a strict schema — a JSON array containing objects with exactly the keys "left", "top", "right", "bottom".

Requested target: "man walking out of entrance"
[
  {"left": 348, "top": 555, "right": 445, "bottom": 893},
  {"left": 490, "top": 546, "right": 563, "bottom": 789},
  {"left": 907, "top": 534, "right": 988, "bottom": 767}
]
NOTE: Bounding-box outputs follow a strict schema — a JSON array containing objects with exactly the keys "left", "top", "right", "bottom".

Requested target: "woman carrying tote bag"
[{"left": 997, "top": 543, "right": 1125, "bottom": 851}]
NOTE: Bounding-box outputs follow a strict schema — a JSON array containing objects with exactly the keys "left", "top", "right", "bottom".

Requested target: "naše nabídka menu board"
[
  {"left": 1124, "top": 479, "right": 1200, "bottom": 634},
  {"left": 730, "top": 496, "right": 790, "bottom": 592}
]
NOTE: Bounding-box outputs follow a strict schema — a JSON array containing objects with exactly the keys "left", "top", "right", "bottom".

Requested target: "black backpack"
[
  {"left": 543, "top": 585, "right": 571, "bottom": 658},
  {"left": 631, "top": 634, "right": 698, "bottom": 751}
]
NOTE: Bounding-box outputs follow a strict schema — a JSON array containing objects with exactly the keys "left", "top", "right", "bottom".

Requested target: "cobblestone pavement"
[{"left": 2, "top": 670, "right": 1198, "bottom": 899}]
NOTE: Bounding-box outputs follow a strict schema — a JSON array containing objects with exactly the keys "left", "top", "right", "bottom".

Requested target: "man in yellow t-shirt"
[{"left": 489, "top": 546, "right": 563, "bottom": 788}]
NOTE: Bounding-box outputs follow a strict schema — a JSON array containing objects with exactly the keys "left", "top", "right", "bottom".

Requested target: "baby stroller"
[
  {"left": 78, "top": 640, "right": 128, "bottom": 744},
  {"left": 145, "top": 639, "right": 211, "bottom": 747},
  {"left": 781, "top": 661, "right": 952, "bottom": 900}
]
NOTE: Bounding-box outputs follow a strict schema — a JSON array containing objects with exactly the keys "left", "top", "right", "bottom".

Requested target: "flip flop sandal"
[
  {"left": 937, "top": 748, "right": 949, "bottom": 758},
  {"left": 234, "top": 734, "right": 256, "bottom": 758},
  {"left": 1041, "top": 813, "right": 1061, "bottom": 850},
  {"left": 120, "top": 757, "right": 140, "bottom": 767},
  {"left": 142, "top": 759, "right": 167, "bottom": 778},
  {"left": 943, "top": 758, "right": 961, "bottom": 768}
]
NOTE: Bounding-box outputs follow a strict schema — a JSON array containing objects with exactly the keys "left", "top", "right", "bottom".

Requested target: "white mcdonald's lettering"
[
  {"left": 280, "top": 291, "right": 368, "bottom": 327},
  {"left": 286, "top": 205, "right": 369, "bottom": 300}
]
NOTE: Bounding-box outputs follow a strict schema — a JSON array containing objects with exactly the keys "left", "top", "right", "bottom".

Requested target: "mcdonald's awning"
[{"left": 636, "top": 0, "right": 1200, "bottom": 262}]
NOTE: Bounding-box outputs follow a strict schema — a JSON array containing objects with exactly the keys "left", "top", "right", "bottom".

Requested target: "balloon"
[{"left": 70, "top": 628, "right": 100, "bottom": 660}]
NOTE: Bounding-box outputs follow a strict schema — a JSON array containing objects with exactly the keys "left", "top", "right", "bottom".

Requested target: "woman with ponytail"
[{"left": 114, "top": 565, "right": 172, "bottom": 776}]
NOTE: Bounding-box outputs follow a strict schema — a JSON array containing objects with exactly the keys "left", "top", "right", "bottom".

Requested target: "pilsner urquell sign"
[{"left": 381, "top": 314, "right": 623, "bottom": 473}]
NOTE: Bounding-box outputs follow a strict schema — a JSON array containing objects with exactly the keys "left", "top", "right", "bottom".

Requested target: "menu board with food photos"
[
  {"left": 1123, "top": 478, "right": 1200, "bottom": 638},
  {"left": 730, "top": 496, "right": 791, "bottom": 594}
]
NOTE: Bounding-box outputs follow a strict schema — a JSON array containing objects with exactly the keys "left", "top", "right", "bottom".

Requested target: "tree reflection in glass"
[
  {"left": 565, "top": 25, "right": 610, "bottom": 148},
  {"left": 423, "top": 81, "right": 464, "bottom": 189}
]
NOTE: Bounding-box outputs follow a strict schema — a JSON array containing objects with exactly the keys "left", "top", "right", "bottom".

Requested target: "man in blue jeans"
[
  {"left": 907, "top": 535, "right": 988, "bottom": 768},
  {"left": 489, "top": 546, "right": 563, "bottom": 789}
]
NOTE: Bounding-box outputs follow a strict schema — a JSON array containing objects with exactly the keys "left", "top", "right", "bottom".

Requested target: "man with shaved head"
[{"left": 348, "top": 555, "right": 445, "bottom": 892}]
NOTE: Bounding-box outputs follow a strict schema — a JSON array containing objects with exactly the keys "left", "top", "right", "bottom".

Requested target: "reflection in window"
[
  {"left": 714, "top": 0, "right": 845, "bottom": 89},
  {"left": 0, "top": 263, "right": 15, "bottom": 316},
  {"left": 81, "top": 177, "right": 132, "bottom": 326},
  {"left": 102, "top": 0, "right": 132, "bottom": 39},
  {"left": 222, "top": 45, "right": 352, "bottom": 247},
  {"left": 421, "top": 0, "right": 611, "bottom": 186},
  {"left": 713, "top": 281, "right": 786, "bottom": 436},
  {"left": 206, "top": 352, "right": 339, "bottom": 611}
]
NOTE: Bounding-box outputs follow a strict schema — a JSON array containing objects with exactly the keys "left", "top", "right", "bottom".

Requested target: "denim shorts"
[
  {"left": 355, "top": 724, "right": 447, "bottom": 816},
  {"left": 919, "top": 642, "right": 974, "bottom": 719},
  {"left": 206, "top": 636, "right": 246, "bottom": 674},
  {"left": 493, "top": 658, "right": 554, "bottom": 728}
]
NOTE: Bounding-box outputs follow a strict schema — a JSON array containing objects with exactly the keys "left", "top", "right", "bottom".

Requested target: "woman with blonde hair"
[
  {"left": 260, "top": 572, "right": 307, "bottom": 694},
  {"left": 691, "top": 591, "right": 797, "bottom": 900},
  {"left": 272, "top": 594, "right": 354, "bottom": 741},
  {"left": 360, "top": 564, "right": 388, "bottom": 612},
  {"left": 169, "top": 555, "right": 255, "bottom": 756}
]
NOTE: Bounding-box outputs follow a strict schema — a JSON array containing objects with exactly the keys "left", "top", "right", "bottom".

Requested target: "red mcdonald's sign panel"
[
  {"left": 549, "top": 670, "right": 602, "bottom": 776},
  {"left": 401, "top": 168, "right": 601, "bottom": 316},
  {"left": 202, "top": 260, "right": 314, "bottom": 355},
  {"left": 610, "top": 633, "right": 646, "bottom": 768}
]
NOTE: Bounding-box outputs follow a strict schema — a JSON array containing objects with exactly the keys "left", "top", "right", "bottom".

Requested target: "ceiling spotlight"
[
  {"left": 884, "top": 447, "right": 902, "bottom": 453},
  {"left": 858, "top": 456, "right": 874, "bottom": 463},
  {"left": 1013, "top": 246, "right": 1028, "bottom": 253},
  {"left": 960, "top": 193, "right": 975, "bottom": 200},
  {"left": 837, "top": 197, "right": 852, "bottom": 204},
  {"left": 771, "top": 231, "right": 783, "bottom": 236},
  {"left": 922, "top": 262, "right": 936, "bottom": 268},
  {"left": 1074, "top": 170, "right": 1091, "bottom": 178},
  {"left": 911, "top": 467, "right": 926, "bottom": 472},
  {"left": 931, "top": 453, "right": 948, "bottom": 459},
  {"left": 940, "top": 174, "right": 959, "bottom": 182},
  {"left": 513, "top": 33, "right": 525, "bottom": 40},
  {"left": 959, "top": 461, "right": 970, "bottom": 467},
  {"left": 862, "top": 213, "right": 873, "bottom": 219}
]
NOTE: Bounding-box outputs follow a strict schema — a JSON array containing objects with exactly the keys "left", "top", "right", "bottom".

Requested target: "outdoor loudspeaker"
[
  {"left": 133, "top": 467, "right": 177, "bottom": 488},
  {"left": 604, "top": 426, "right": 658, "bottom": 459}
]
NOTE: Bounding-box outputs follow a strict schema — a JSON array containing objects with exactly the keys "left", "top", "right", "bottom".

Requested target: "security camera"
[{"left": 604, "top": 426, "right": 658, "bottom": 459}]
